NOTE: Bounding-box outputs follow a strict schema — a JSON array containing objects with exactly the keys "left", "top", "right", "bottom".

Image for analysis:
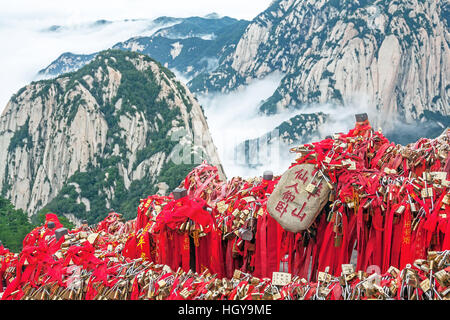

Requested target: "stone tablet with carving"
[{"left": 267, "top": 163, "right": 331, "bottom": 233}]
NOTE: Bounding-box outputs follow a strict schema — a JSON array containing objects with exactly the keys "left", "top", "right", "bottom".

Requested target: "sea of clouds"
[
  {"left": 197, "top": 75, "right": 414, "bottom": 179},
  {"left": 0, "top": 18, "right": 171, "bottom": 114},
  {"left": 197, "top": 73, "right": 368, "bottom": 178},
  {"left": 0, "top": 0, "right": 272, "bottom": 114}
]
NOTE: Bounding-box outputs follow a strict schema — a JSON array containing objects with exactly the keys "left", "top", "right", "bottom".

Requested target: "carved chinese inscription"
[{"left": 267, "top": 164, "right": 331, "bottom": 233}]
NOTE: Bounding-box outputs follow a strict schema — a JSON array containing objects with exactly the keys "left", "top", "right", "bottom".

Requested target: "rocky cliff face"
[
  {"left": 0, "top": 50, "right": 224, "bottom": 222},
  {"left": 190, "top": 0, "right": 449, "bottom": 131}
]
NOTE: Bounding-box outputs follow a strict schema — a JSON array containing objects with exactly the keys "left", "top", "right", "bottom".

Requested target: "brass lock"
[
  {"left": 306, "top": 172, "right": 322, "bottom": 195},
  {"left": 341, "top": 264, "right": 355, "bottom": 275},
  {"left": 420, "top": 279, "right": 431, "bottom": 293},
  {"left": 306, "top": 183, "right": 319, "bottom": 194},
  {"left": 434, "top": 270, "right": 449, "bottom": 287},
  {"left": 334, "top": 234, "right": 343, "bottom": 247},
  {"left": 324, "top": 150, "right": 335, "bottom": 164},
  {"left": 443, "top": 194, "right": 450, "bottom": 205}
]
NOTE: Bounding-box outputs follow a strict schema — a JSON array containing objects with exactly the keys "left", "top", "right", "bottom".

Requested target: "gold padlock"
[
  {"left": 389, "top": 282, "right": 398, "bottom": 295},
  {"left": 341, "top": 264, "right": 355, "bottom": 275},
  {"left": 233, "top": 270, "right": 242, "bottom": 279},
  {"left": 420, "top": 279, "right": 431, "bottom": 293},
  {"left": 306, "top": 183, "right": 318, "bottom": 195},
  {"left": 421, "top": 188, "right": 429, "bottom": 198},
  {"left": 180, "top": 288, "right": 191, "bottom": 299},
  {"left": 251, "top": 292, "right": 261, "bottom": 300},
  {"left": 317, "top": 272, "right": 327, "bottom": 282},
  {"left": 434, "top": 270, "right": 448, "bottom": 287},
  {"left": 443, "top": 194, "right": 450, "bottom": 205},
  {"left": 396, "top": 205, "right": 405, "bottom": 214},
  {"left": 272, "top": 292, "right": 282, "bottom": 300}
]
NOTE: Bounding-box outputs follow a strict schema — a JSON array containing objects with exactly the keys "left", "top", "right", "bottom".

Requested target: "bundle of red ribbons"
[
  {"left": 0, "top": 118, "right": 448, "bottom": 300},
  {"left": 287, "top": 120, "right": 449, "bottom": 277}
]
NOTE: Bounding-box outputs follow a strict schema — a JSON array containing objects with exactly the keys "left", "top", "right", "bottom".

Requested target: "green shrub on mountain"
[{"left": 0, "top": 197, "right": 33, "bottom": 252}]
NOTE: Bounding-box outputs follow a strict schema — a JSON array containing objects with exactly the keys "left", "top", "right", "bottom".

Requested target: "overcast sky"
[
  {"left": 0, "top": 0, "right": 273, "bottom": 113},
  {"left": 1, "top": 0, "right": 272, "bottom": 22}
]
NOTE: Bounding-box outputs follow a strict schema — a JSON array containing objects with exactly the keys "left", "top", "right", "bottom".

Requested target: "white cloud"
[
  {"left": 0, "top": 0, "right": 272, "bottom": 112},
  {"left": 198, "top": 83, "right": 399, "bottom": 179},
  {"left": 0, "top": 0, "right": 270, "bottom": 23},
  {"left": 0, "top": 18, "right": 164, "bottom": 113},
  {"left": 197, "top": 72, "right": 303, "bottom": 178}
]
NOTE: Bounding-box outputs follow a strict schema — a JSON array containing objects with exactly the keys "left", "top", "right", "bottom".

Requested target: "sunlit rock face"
[
  {"left": 191, "top": 0, "right": 449, "bottom": 133},
  {"left": 0, "top": 50, "right": 223, "bottom": 222}
]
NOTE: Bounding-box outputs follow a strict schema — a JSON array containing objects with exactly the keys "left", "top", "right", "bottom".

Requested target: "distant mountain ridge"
[
  {"left": 189, "top": 0, "right": 449, "bottom": 144},
  {"left": 38, "top": 16, "right": 250, "bottom": 81},
  {"left": 1, "top": 50, "right": 223, "bottom": 223},
  {"left": 38, "top": 53, "right": 97, "bottom": 79}
]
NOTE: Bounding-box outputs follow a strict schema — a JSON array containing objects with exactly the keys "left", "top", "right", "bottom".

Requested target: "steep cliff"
[
  {"left": 0, "top": 50, "right": 224, "bottom": 223},
  {"left": 190, "top": 0, "right": 449, "bottom": 132}
]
